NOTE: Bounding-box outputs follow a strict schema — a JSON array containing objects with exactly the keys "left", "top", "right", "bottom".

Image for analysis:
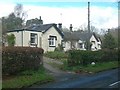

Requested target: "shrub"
[
  {"left": 2, "top": 46, "right": 44, "bottom": 75},
  {"left": 54, "top": 44, "right": 63, "bottom": 52},
  {"left": 101, "top": 49, "right": 118, "bottom": 62},
  {"left": 6, "top": 34, "right": 15, "bottom": 46},
  {"left": 67, "top": 49, "right": 118, "bottom": 66}
]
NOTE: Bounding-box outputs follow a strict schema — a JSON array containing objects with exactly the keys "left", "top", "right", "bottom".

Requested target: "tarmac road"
[{"left": 30, "top": 66, "right": 119, "bottom": 88}]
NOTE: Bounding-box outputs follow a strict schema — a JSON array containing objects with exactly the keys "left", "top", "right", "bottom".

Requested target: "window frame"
[
  {"left": 61, "top": 40, "right": 65, "bottom": 48},
  {"left": 79, "top": 43, "right": 83, "bottom": 48},
  {"left": 30, "top": 33, "right": 38, "bottom": 45},
  {"left": 48, "top": 36, "right": 57, "bottom": 47}
]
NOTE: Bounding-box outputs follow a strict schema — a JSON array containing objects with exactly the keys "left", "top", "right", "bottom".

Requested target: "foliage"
[
  {"left": 44, "top": 51, "right": 68, "bottom": 60},
  {"left": 101, "top": 49, "right": 118, "bottom": 62},
  {"left": 2, "top": 13, "right": 23, "bottom": 33},
  {"left": 2, "top": 47, "right": 44, "bottom": 75},
  {"left": 2, "top": 4, "right": 27, "bottom": 34},
  {"left": 54, "top": 44, "right": 63, "bottom": 52},
  {"left": 67, "top": 50, "right": 118, "bottom": 66},
  {"left": 119, "top": 28, "right": 120, "bottom": 48},
  {"left": 110, "top": 28, "right": 118, "bottom": 45},
  {"left": 6, "top": 34, "right": 16, "bottom": 46},
  {"left": 102, "top": 32, "right": 117, "bottom": 49},
  {"left": 2, "top": 66, "right": 54, "bottom": 88}
]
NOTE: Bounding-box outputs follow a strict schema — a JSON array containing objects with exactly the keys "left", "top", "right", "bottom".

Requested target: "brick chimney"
[{"left": 39, "top": 16, "right": 43, "bottom": 24}]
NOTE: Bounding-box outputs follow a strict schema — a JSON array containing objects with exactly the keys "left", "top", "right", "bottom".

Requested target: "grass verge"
[
  {"left": 2, "top": 66, "right": 54, "bottom": 88},
  {"left": 44, "top": 51, "right": 68, "bottom": 60},
  {"left": 61, "top": 61, "right": 119, "bottom": 73}
]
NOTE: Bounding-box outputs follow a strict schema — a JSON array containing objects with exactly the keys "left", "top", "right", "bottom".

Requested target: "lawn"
[
  {"left": 2, "top": 66, "right": 54, "bottom": 88},
  {"left": 61, "top": 61, "right": 119, "bottom": 73},
  {"left": 44, "top": 51, "right": 68, "bottom": 60}
]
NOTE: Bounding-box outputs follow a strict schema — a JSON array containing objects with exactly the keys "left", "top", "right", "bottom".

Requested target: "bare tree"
[{"left": 14, "top": 4, "right": 28, "bottom": 25}]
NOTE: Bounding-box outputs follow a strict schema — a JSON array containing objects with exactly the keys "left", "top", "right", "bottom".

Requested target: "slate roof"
[
  {"left": 25, "top": 24, "right": 54, "bottom": 32},
  {"left": 8, "top": 23, "right": 64, "bottom": 37},
  {"left": 63, "top": 31, "right": 99, "bottom": 42}
]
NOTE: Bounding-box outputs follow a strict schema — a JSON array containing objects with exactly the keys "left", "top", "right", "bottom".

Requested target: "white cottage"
[
  {"left": 7, "top": 23, "right": 64, "bottom": 52},
  {"left": 63, "top": 31, "right": 102, "bottom": 51}
]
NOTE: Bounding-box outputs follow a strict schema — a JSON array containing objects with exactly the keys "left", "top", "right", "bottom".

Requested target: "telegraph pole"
[{"left": 88, "top": 2, "right": 90, "bottom": 50}]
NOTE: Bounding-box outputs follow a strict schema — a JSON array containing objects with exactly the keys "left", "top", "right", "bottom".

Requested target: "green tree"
[
  {"left": 102, "top": 32, "right": 117, "bottom": 49},
  {"left": 109, "top": 28, "right": 118, "bottom": 48},
  {"left": 7, "top": 13, "right": 23, "bottom": 30},
  {"left": 7, "top": 34, "right": 15, "bottom": 46},
  {"left": 2, "top": 4, "right": 27, "bottom": 34},
  {"left": 2, "top": 13, "right": 23, "bottom": 34}
]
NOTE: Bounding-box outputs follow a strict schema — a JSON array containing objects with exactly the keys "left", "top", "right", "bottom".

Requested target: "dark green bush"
[
  {"left": 68, "top": 49, "right": 118, "bottom": 66},
  {"left": 6, "top": 34, "right": 15, "bottom": 46},
  {"left": 101, "top": 49, "right": 118, "bottom": 62},
  {"left": 2, "top": 46, "right": 44, "bottom": 75}
]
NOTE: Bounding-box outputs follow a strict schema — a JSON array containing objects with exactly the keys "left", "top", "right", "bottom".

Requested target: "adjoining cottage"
[
  {"left": 63, "top": 31, "right": 102, "bottom": 51},
  {"left": 7, "top": 23, "right": 64, "bottom": 52}
]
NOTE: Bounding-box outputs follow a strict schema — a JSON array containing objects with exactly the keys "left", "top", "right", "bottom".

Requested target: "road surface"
[{"left": 30, "top": 56, "right": 120, "bottom": 88}]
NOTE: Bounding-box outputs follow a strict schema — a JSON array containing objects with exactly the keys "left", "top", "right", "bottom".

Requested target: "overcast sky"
[{"left": 0, "top": 0, "right": 119, "bottom": 31}]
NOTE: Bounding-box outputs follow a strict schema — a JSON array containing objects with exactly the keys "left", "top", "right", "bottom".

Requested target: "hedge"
[
  {"left": 2, "top": 46, "right": 44, "bottom": 75},
  {"left": 68, "top": 49, "right": 118, "bottom": 66}
]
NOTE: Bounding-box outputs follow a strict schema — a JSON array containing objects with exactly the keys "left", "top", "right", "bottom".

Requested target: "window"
[
  {"left": 98, "top": 44, "right": 101, "bottom": 48},
  {"left": 79, "top": 43, "right": 83, "bottom": 48},
  {"left": 30, "top": 33, "right": 37, "bottom": 44},
  {"left": 61, "top": 40, "right": 65, "bottom": 48},
  {"left": 49, "top": 36, "right": 56, "bottom": 47},
  {"left": 91, "top": 41, "right": 95, "bottom": 44}
]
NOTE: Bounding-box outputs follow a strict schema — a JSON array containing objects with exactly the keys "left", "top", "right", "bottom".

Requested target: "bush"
[
  {"left": 68, "top": 49, "right": 118, "bottom": 66},
  {"left": 54, "top": 44, "right": 63, "bottom": 52},
  {"left": 101, "top": 49, "right": 118, "bottom": 62},
  {"left": 2, "top": 46, "right": 44, "bottom": 75},
  {"left": 6, "top": 34, "right": 15, "bottom": 46}
]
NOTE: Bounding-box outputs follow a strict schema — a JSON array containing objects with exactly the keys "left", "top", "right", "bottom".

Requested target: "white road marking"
[{"left": 109, "top": 81, "right": 120, "bottom": 87}]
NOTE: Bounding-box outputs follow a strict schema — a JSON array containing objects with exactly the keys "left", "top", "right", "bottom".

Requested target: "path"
[
  {"left": 43, "top": 56, "right": 64, "bottom": 74},
  {"left": 42, "top": 57, "right": 79, "bottom": 81}
]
